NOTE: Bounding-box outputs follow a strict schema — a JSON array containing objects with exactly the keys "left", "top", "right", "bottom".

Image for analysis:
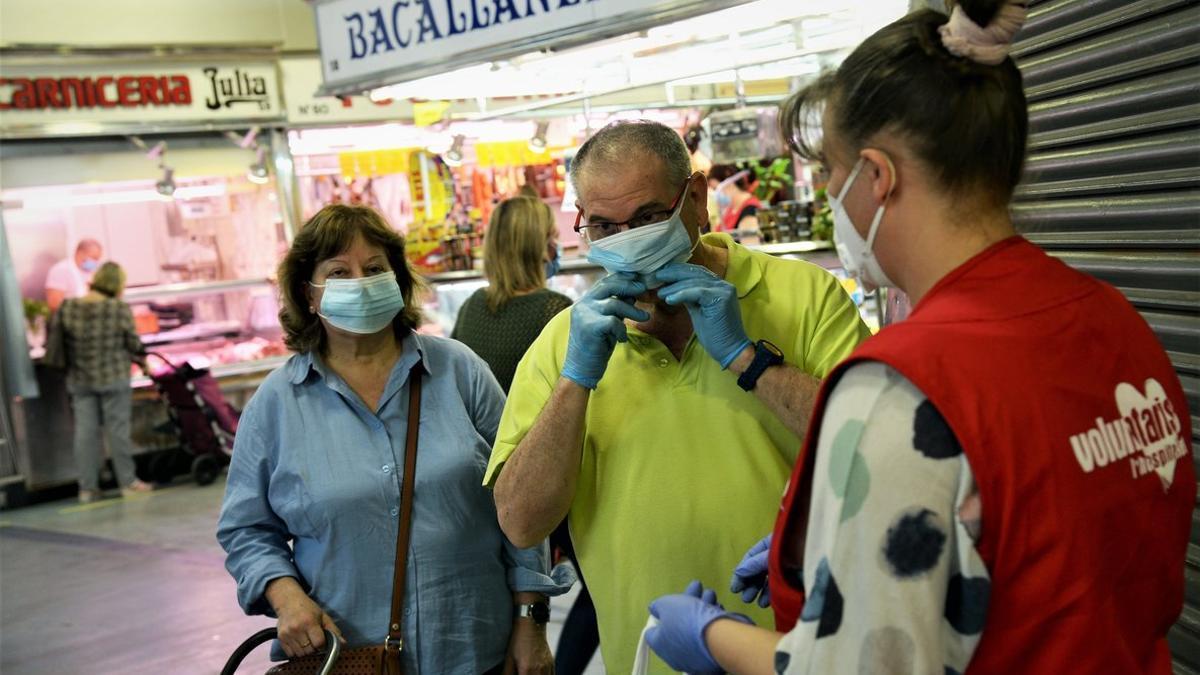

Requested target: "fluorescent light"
[
  {"left": 16, "top": 191, "right": 158, "bottom": 209},
  {"left": 10, "top": 183, "right": 227, "bottom": 210},
  {"left": 175, "top": 184, "right": 227, "bottom": 199}
]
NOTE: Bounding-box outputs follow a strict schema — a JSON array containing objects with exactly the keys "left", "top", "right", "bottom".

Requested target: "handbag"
[
  {"left": 42, "top": 307, "right": 67, "bottom": 369},
  {"left": 220, "top": 363, "right": 424, "bottom": 675}
]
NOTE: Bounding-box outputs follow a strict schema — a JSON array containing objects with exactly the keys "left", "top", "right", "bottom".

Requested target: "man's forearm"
[
  {"left": 729, "top": 346, "right": 821, "bottom": 438},
  {"left": 494, "top": 378, "right": 590, "bottom": 548}
]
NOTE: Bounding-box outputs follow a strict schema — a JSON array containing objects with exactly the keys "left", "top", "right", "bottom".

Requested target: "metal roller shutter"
[{"left": 1011, "top": 0, "right": 1200, "bottom": 670}]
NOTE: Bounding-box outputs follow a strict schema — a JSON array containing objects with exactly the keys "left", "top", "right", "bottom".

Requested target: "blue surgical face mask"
[
  {"left": 585, "top": 192, "right": 697, "bottom": 288},
  {"left": 545, "top": 243, "right": 563, "bottom": 279},
  {"left": 80, "top": 258, "right": 100, "bottom": 273},
  {"left": 310, "top": 271, "right": 405, "bottom": 335},
  {"left": 715, "top": 191, "right": 732, "bottom": 209}
]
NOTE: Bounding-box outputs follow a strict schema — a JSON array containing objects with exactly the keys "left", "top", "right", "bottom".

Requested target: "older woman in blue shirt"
[{"left": 217, "top": 204, "right": 570, "bottom": 673}]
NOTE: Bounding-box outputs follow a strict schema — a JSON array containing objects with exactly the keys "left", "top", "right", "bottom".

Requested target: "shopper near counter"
[
  {"left": 45, "top": 261, "right": 152, "bottom": 503},
  {"left": 45, "top": 238, "right": 103, "bottom": 312},
  {"left": 217, "top": 204, "right": 569, "bottom": 674},
  {"left": 645, "top": 2, "right": 1195, "bottom": 674},
  {"left": 451, "top": 196, "right": 598, "bottom": 674},
  {"left": 485, "top": 120, "right": 870, "bottom": 672},
  {"left": 452, "top": 196, "right": 572, "bottom": 393}
]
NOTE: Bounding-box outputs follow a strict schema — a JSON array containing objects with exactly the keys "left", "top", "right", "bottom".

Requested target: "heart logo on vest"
[{"left": 1069, "top": 378, "right": 1188, "bottom": 492}]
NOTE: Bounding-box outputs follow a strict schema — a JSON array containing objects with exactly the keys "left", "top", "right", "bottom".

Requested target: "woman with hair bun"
[{"left": 644, "top": 2, "right": 1193, "bottom": 673}]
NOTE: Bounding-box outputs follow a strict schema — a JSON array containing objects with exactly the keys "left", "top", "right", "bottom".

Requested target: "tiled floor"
[{"left": 0, "top": 480, "right": 603, "bottom": 674}]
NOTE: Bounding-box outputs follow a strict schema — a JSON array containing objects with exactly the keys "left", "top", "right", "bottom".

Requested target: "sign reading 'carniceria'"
[
  {"left": 0, "top": 63, "right": 283, "bottom": 137},
  {"left": 312, "top": 0, "right": 751, "bottom": 96}
]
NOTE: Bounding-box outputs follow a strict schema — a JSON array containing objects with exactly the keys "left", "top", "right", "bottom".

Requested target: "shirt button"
[
  {"left": 391, "top": 507, "right": 399, "bottom": 517},
  {"left": 658, "top": 358, "right": 669, "bottom": 368},
  {"left": 382, "top": 465, "right": 391, "bottom": 474}
]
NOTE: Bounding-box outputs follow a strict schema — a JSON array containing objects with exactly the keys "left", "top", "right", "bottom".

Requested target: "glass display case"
[{"left": 122, "top": 278, "right": 288, "bottom": 389}]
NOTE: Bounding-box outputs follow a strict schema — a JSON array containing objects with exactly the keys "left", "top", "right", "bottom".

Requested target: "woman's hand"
[
  {"left": 503, "top": 617, "right": 554, "bottom": 675},
  {"left": 265, "top": 577, "right": 345, "bottom": 658}
]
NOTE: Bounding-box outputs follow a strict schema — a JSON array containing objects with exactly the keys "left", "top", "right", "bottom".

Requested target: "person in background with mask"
[
  {"left": 517, "top": 184, "right": 565, "bottom": 279},
  {"left": 485, "top": 120, "right": 870, "bottom": 673},
  {"left": 452, "top": 197, "right": 598, "bottom": 673},
  {"left": 218, "top": 205, "right": 571, "bottom": 674},
  {"left": 45, "top": 238, "right": 103, "bottom": 312},
  {"left": 709, "top": 166, "right": 760, "bottom": 234},
  {"left": 645, "top": 2, "right": 1194, "bottom": 673},
  {"left": 453, "top": 196, "right": 572, "bottom": 393}
]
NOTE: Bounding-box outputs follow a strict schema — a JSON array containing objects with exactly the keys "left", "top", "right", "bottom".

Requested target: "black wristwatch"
[
  {"left": 515, "top": 601, "right": 550, "bottom": 625},
  {"left": 737, "top": 340, "right": 785, "bottom": 391}
]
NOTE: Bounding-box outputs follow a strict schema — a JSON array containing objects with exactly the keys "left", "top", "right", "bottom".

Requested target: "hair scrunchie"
[{"left": 939, "top": 1, "right": 1029, "bottom": 65}]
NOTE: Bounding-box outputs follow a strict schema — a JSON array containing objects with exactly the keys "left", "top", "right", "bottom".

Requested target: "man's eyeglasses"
[{"left": 573, "top": 179, "right": 690, "bottom": 242}]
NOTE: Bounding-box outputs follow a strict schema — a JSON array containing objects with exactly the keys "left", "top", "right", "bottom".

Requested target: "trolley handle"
[
  {"left": 144, "top": 351, "right": 180, "bottom": 371},
  {"left": 219, "top": 628, "right": 340, "bottom": 675}
]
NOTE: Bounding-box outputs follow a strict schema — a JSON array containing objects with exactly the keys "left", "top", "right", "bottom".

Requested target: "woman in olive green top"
[{"left": 452, "top": 196, "right": 572, "bottom": 392}]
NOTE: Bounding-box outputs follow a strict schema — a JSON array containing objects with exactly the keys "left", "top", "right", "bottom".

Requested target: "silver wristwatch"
[{"left": 514, "top": 601, "right": 550, "bottom": 625}]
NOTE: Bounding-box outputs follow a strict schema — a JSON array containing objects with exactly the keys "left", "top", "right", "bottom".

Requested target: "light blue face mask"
[
  {"left": 80, "top": 258, "right": 100, "bottom": 273},
  {"left": 585, "top": 192, "right": 697, "bottom": 288},
  {"left": 310, "top": 271, "right": 405, "bottom": 335},
  {"left": 545, "top": 243, "right": 563, "bottom": 279}
]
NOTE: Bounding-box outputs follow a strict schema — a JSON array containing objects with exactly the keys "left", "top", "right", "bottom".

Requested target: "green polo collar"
[{"left": 702, "top": 232, "right": 763, "bottom": 299}]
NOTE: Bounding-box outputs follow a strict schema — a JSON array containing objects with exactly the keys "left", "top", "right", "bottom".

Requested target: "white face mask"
[
  {"left": 828, "top": 158, "right": 897, "bottom": 289},
  {"left": 584, "top": 192, "right": 697, "bottom": 288}
]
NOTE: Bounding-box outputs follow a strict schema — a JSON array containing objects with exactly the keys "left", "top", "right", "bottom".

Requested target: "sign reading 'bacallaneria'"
[{"left": 312, "top": 0, "right": 752, "bottom": 96}]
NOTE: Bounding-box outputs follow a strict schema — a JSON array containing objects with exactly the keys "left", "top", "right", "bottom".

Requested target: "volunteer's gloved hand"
[
  {"left": 562, "top": 273, "right": 649, "bottom": 389},
  {"left": 654, "top": 263, "right": 752, "bottom": 369},
  {"left": 731, "top": 534, "right": 773, "bottom": 608},
  {"left": 646, "top": 580, "right": 753, "bottom": 674}
]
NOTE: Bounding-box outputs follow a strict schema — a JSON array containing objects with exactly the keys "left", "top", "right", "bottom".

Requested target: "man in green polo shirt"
[{"left": 484, "top": 120, "right": 869, "bottom": 673}]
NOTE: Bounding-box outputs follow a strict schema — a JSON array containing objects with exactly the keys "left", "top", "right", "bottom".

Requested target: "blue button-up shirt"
[{"left": 217, "top": 334, "right": 571, "bottom": 672}]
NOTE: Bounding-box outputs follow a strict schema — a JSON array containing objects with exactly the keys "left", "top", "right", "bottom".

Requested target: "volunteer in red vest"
[{"left": 643, "top": 1, "right": 1195, "bottom": 673}]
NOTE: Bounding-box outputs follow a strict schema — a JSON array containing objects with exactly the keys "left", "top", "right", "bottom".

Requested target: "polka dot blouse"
[{"left": 775, "top": 362, "right": 990, "bottom": 675}]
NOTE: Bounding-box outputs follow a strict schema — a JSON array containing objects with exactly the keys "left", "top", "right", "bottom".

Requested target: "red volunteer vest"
[{"left": 769, "top": 237, "right": 1194, "bottom": 673}]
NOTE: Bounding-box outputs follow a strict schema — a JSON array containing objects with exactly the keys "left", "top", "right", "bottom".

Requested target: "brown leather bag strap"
[{"left": 384, "top": 363, "right": 422, "bottom": 674}]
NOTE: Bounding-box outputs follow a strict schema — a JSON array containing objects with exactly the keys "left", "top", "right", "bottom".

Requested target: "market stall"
[{"left": 0, "top": 58, "right": 294, "bottom": 491}]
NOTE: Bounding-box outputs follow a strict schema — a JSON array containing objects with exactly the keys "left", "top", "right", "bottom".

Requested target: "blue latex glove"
[
  {"left": 653, "top": 263, "right": 752, "bottom": 369},
  {"left": 562, "top": 273, "right": 650, "bottom": 389},
  {"left": 646, "top": 580, "right": 754, "bottom": 674},
  {"left": 730, "top": 534, "right": 773, "bottom": 608}
]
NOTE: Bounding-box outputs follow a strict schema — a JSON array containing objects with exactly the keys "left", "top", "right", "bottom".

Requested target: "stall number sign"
[
  {"left": 313, "top": 0, "right": 736, "bottom": 95},
  {"left": 0, "top": 63, "right": 282, "bottom": 134}
]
